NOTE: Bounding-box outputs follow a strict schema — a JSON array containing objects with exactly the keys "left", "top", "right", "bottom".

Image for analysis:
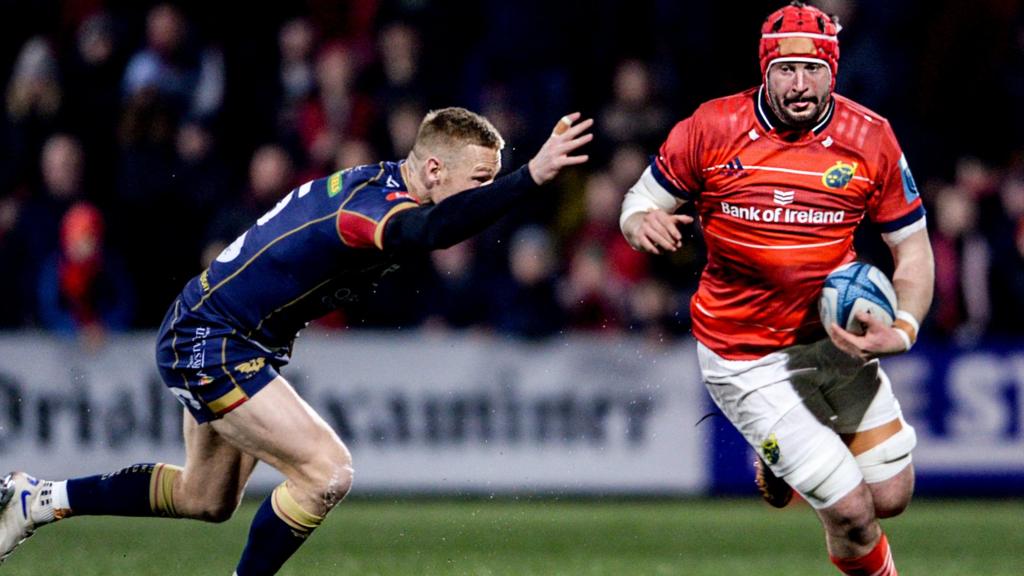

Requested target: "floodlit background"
[{"left": 0, "top": 0, "right": 1022, "bottom": 574}]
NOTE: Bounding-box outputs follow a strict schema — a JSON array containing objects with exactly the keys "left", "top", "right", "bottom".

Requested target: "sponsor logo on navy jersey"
[
  {"left": 328, "top": 172, "right": 343, "bottom": 197},
  {"left": 187, "top": 327, "right": 211, "bottom": 369},
  {"left": 234, "top": 357, "right": 266, "bottom": 376},
  {"left": 386, "top": 191, "right": 413, "bottom": 202}
]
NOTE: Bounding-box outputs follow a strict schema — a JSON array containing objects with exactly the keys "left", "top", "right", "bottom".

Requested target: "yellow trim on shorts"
[{"left": 207, "top": 386, "right": 249, "bottom": 415}]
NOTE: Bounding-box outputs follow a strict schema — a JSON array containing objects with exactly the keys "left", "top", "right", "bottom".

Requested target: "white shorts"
[{"left": 698, "top": 339, "right": 915, "bottom": 509}]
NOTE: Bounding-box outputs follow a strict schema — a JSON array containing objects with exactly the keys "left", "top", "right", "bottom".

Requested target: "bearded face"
[{"left": 765, "top": 61, "right": 832, "bottom": 129}]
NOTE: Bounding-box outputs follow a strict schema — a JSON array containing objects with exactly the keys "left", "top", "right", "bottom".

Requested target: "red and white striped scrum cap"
[{"left": 759, "top": 1, "right": 840, "bottom": 88}]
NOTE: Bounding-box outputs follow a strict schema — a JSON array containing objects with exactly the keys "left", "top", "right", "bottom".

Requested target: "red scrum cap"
[{"left": 759, "top": 1, "right": 840, "bottom": 89}]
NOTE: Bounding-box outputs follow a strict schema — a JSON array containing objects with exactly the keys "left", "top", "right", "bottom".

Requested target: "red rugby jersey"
[{"left": 653, "top": 86, "right": 925, "bottom": 359}]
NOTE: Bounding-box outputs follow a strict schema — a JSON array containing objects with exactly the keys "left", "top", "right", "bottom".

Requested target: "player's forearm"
[
  {"left": 619, "top": 166, "right": 686, "bottom": 251},
  {"left": 384, "top": 165, "right": 538, "bottom": 251},
  {"left": 890, "top": 230, "right": 934, "bottom": 324}
]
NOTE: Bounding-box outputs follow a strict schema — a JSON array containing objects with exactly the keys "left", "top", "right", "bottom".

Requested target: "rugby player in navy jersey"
[{"left": 0, "top": 107, "right": 593, "bottom": 574}]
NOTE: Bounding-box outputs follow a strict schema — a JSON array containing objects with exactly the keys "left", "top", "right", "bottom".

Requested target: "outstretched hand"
[
  {"left": 829, "top": 310, "right": 909, "bottom": 361},
  {"left": 527, "top": 112, "right": 594, "bottom": 185},
  {"left": 623, "top": 209, "right": 693, "bottom": 254}
]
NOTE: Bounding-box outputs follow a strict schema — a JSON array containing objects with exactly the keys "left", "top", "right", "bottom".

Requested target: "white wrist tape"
[
  {"left": 892, "top": 310, "right": 920, "bottom": 351},
  {"left": 895, "top": 310, "right": 920, "bottom": 332},
  {"left": 893, "top": 327, "right": 913, "bottom": 351}
]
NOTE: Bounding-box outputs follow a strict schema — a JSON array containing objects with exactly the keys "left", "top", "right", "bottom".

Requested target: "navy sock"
[
  {"left": 66, "top": 463, "right": 181, "bottom": 517},
  {"left": 236, "top": 484, "right": 323, "bottom": 576}
]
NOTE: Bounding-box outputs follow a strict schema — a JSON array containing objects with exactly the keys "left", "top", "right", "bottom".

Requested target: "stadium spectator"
[
  {"left": 276, "top": 18, "right": 317, "bottom": 151},
  {"left": 1, "top": 36, "right": 63, "bottom": 196},
  {"left": 421, "top": 240, "right": 489, "bottom": 331},
  {"left": 203, "top": 144, "right": 295, "bottom": 267},
  {"left": 363, "top": 21, "right": 425, "bottom": 110},
  {"left": 296, "top": 42, "right": 374, "bottom": 175},
  {"left": 173, "top": 118, "right": 231, "bottom": 269},
  {"left": 559, "top": 243, "right": 624, "bottom": 333},
  {"left": 63, "top": 13, "right": 123, "bottom": 196},
  {"left": 491, "top": 225, "right": 564, "bottom": 339},
  {"left": 122, "top": 4, "right": 223, "bottom": 121},
  {"left": 599, "top": 59, "right": 671, "bottom": 152},
  {"left": 36, "top": 201, "right": 134, "bottom": 343},
  {"left": 623, "top": 277, "right": 681, "bottom": 343},
  {"left": 383, "top": 98, "right": 426, "bottom": 158},
  {"left": 478, "top": 83, "right": 529, "bottom": 169},
  {"left": 930, "top": 183, "right": 991, "bottom": 344},
  {"left": 334, "top": 138, "right": 376, "bottom": 171},
  {"left": 111, "top": 88, "right": 180, "bottom": 324},
  {"left": 989, "top": 174, "right": 1024, "bottom": 336},
  {"left": 606, "top": 144, "right": 648, "bottom": 191},
  {"left": 564, "top": 171, "right": 649, "bottom": 286},
  {"left": 13, "top": 134, "right": 86, "bottom": 321}
]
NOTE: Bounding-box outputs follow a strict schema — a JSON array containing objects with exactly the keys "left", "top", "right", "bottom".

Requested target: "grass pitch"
[{"left": 5, "top": 498, "right": 1021, "bottom": 575}]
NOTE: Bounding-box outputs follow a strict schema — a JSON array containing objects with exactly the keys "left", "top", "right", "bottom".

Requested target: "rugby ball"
[{"left": 819, "top": 261, "right": 897, "bottom": 337}]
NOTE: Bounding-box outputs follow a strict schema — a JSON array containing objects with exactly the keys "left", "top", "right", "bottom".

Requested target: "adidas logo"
[
  {"left": 724, "top": 156, "right": 744, "bottom": 175},
  {"left": 773, "top": 189, "right": 795, "bottom": 206}
]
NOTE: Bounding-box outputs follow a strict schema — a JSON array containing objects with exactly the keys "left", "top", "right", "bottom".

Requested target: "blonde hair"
[{"left": 412, "top": 107, "right": 504, "bottom": 158}]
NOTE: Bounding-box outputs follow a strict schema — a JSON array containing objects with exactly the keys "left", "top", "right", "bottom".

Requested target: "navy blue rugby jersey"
[{"left": 178, "top": 161, "right": 418, "bottom": 349}]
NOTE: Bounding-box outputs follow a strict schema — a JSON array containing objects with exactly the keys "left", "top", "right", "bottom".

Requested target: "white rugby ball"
[{"left": 819, "top": 261, "right": 897, "bottom": 337}]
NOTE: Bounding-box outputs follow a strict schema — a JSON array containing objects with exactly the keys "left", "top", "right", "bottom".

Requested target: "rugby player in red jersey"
[
  {"left": 620, "top": 3, "right": 933, "bottom": 574},
  {"left": 0, "top": 108, "right": 592, "bottom": 574}
]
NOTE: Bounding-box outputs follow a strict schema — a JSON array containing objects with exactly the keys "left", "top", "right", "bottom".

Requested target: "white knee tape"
[
  {"left": 855, "top": 421, "right": 917, "bottom": 483},
  {"left": 784, "top": 434, "right": 863, "bottom": 510}
]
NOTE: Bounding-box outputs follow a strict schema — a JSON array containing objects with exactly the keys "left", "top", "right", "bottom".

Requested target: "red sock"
[{"left": 830, "top": 533, "right": 897, "bottom": 576}]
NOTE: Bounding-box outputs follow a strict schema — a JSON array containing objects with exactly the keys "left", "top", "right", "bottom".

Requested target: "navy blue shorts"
[{"left": 155, "top": 298, "right": 288, "bottom": 423}]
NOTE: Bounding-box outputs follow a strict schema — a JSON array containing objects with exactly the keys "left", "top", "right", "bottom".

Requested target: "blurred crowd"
[{"left": 0, "top": 0, "right": 1022, "bottom": 346}]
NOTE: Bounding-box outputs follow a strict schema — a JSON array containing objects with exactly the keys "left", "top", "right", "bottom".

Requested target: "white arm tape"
[
  {"left": 895, "top": 310, "right": 920, "bottom": 332},
  {"left": 893, "top": 327, "right": 913, "bottom": 351},
  {"left": 893, "top": 310, "right": 919, "bottom": 351},
  {"left": 881, "top": 216, "right": 927, "bottom": 246},
  {"left": 619, "top": 166, "right": 684, "bottom": 233}
]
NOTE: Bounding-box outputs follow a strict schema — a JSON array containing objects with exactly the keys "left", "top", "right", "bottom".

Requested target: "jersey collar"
[{"left": 754, "top": 85, "right": 835, "bottom": 137}]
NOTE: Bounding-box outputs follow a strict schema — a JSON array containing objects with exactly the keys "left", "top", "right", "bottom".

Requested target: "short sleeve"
[
  {"left": 653, "top": 114, "right": 704, "bottom": 200},
  {"left": 337, "top": 187, "right": 418, "bottom": 250},
  {"left": 867, "top": 121, "right": 926, "bottom": 240}
]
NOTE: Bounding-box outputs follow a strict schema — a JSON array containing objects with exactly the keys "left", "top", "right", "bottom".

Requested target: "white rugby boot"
[{"left": 0, "top": 472, "right": 60, "bottom": 564}]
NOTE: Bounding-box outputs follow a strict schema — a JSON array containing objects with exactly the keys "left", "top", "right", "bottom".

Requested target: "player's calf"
[
  {"left": 819, "top": 483, "right": 900, "bottom": 575},
  {"left": 234, "top": 448, "right": 353, "bottom": 575},
  {"left": 174, "top": 485, "right": 242, "bottom": 523}
]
